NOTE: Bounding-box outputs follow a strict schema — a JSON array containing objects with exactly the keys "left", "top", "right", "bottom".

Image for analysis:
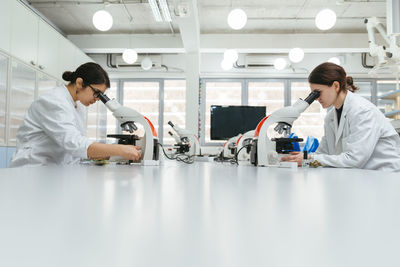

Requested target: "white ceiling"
[{"left": 28, "top": 0, "right": 386, "bottom": 35}]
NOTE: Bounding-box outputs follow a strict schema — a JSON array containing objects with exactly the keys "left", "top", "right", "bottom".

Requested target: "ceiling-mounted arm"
[
  {"left": 365, "top": 17, "right": 391, "bottom": 66},
  {"left": 365, "top": 17, "right": 400, "bottom": 69}
]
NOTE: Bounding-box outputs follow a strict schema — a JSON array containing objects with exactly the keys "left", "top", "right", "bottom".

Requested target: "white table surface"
[{"left": 0, "top": 162, "right": 399, "bottom": 267}]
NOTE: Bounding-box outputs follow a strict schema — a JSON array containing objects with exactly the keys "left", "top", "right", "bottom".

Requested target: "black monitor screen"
[{"left": 210, "top": 105, "right": 266, "bottom": 140}]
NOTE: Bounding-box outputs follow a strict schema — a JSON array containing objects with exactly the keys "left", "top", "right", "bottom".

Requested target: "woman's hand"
[
  {"left": 119, "top": 145, "right": 142, "bottom": 161},
  {"left": 280, "top": 151, "right": 303, "bottom": 166}
]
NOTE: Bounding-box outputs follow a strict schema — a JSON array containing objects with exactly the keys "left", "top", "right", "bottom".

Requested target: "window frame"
[
  {"left": 112, "top": 78, "right": 186, "bottom": 144},
  {"left": 199, "top": 77, "right": 379, "bottom": 147}
]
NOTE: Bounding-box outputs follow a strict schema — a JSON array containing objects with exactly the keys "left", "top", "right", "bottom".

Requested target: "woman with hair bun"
[
  {"left": 282, "top": 62, "right": 400, "bottom": 171},
  {"left": 10, "top": 62, "right": 141, "bottom": 167}
]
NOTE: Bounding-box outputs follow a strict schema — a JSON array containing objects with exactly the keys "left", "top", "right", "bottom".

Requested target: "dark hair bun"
[
  {"left": 62, "top": 71, "right": 74, "bottom": 82},
  {"left": 346, "top": 76, "right": 354, "bottom": 86},
  {"left": 346, "top": 76, "right": 359, "bottom": 92}
]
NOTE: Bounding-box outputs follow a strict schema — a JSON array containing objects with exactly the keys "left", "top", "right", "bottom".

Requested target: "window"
[
  {"left": 122, "top": 81, "right": 160, "bottom": 138},
  {"left": 248, "top": 81, "right": 285, "bottom": 138},
  {"left": 290, "top": 82, "right": 326, "bottom": 141},
  {"left": 355, "top": 81, "right": 373, "bottom": 102},
  {"left": 377, "top": 80, "right": 398, "bottom": 114},
  {"left": 86, "top": 81, "right": 117, "bottom": 142},
  {"left": 203, "top": 80, "right": 242, "bottom": 143},
  {"left": 85, "top": 79, "right": 186, "bottom": 144},
  {"left": 163, "top": 80, "right": 186, "bottom": 144}
]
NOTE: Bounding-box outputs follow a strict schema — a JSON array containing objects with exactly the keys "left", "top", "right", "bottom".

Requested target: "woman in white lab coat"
[
  {"left": 282, "top": 62, "right": 400, "bottom": 171},
  {"left": 9, "top": 62, "right": 141, "bottom": 167}
]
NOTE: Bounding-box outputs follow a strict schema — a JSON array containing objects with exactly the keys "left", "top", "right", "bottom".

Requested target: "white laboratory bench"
[{"left": 0, "top": 161, "right": 399, "bottom": 267}]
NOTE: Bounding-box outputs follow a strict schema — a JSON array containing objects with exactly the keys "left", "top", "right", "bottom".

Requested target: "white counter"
[{"left": 0, "top": 162, "right": 399, "bottom": 267}]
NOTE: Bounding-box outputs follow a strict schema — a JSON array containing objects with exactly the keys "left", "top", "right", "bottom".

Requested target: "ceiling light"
[
  {"left": 328, "top": 57, "right": 341, "bottom": 65},
  {"left": 122, "top": 49, "right": 138, "bottom": 64},
  {"left": 158, "top": 0, "right": 172, "bottom": 22},
  {"left": 221, "top": 59, "right": 233, "bottom": 71},
  {"left": 274, "top": 58, "right": 287, "bottom": 70},
  {"left": 227, "top": 9, "right": 247, "bottom": 30},
  {"left": 289, "top": 48, "right": 304, "bottom": 63},
  {"left": 224, "top": 49, "right": 239, "bottom": 63},
  {"left": 315, "top": 9, "right": 336, "bottom": 30},
  {"left": 141, "top": 57, "right": 153, "bottom": 70},
  {"left": 149, "top": 0, "right": 162, "bottom": 22},
  {"left": 92, "top": 10, "right": 113, "bottom": 31}
]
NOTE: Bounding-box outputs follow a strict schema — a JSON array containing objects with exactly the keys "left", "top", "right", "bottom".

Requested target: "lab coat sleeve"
[
  {"left": 314, "top": 109, "right": 380, "bottom": 168},
  {"left": 31, "top": 98, "right": 93, "bottom": 159}
]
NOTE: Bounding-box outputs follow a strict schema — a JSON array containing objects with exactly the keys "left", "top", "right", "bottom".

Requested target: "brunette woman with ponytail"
[
  {"left": 282, "top": 62, "right": 400, "bottom": 171},
  {"left": 10, "top": 62, "right": 141, "bottom": 167}
]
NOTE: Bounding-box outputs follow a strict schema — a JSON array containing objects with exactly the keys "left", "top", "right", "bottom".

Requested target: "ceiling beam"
[
  {"left": 68, "top": 34, "right": 185, "bottom": 54},
  {"left": 200, "top": 33, "right": 383, "bottom": 53},
  {"left": 68, "top": 33, "right": 384, "bottom": 54},
  {"left": 175, "top": 0, "right": 200, "bottom": 53}
]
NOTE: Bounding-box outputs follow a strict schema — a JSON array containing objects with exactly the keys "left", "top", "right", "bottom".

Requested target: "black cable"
[
  {"left": 158, "top": 143, "right": 195, "bottom": 164},
  {"left": 231, "top": 144, "right": 253, "bottom": 165}
]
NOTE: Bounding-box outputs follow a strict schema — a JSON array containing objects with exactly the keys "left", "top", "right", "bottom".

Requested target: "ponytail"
[{"left": 345, "top": 76, "right": 359, "bottom": 92}]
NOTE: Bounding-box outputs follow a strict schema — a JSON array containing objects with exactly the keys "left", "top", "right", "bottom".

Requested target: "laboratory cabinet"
[
  {"left": 8, "top": 60, "right": 36, "bottom": 146},
  {"left": 0, "top": 0, "right": 12, "bottom": 53},
  {"left": 0, "top": 0, "right": 92, "bottom": 80},
  {"left": 0, "top": 52, "right": 60, "bottom": 167},
  {"left": 10, "top": 0, "right": 39, "bottom": 68}
]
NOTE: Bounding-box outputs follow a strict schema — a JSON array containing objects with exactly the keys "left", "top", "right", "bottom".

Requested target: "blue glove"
[
  {"left": 288, "top": 133, "right": 301, "bottom": 152},
  {"left": 302, "top": 136, "right": 319, "bottom": 153}
]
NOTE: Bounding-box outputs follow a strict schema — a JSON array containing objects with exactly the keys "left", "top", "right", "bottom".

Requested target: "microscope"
[
  {"left": 167, "top": 121, "right": 200, "bottom": 157},
  {"left": 221, "top": 134, "right": 242, "bottom": 159},
  {"left": 98, "top": 93, "right": 159, "bottom": 165},
  {"left": 250, "top": 90, "right": 320, "bottom": 166},
  {"left": 236, "top": 130, "right": 255, "bottom": 162}
]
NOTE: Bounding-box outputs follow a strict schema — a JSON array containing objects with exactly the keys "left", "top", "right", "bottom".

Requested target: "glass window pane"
[
  {"left": 9, "top": 61, "right": 36, "bottom": 146},
  {"left": 377, "top": 80, "right": 399, "bottom": 117},
  {"left": 163, "top": 80, "right": 186, "bottom": 145},
  {"left": 290, "top": 82, "right": 326, "bottom": 142},
  {"left": 355, "top": 81, "right": 372, "bottom": 102},
  {"left": 248, "top": 81, "right": 284, "bottom": 114},
  {"left": 205, "top": 81, "right": 242, "bottom": 143},
  {"left": 122, "top": 81, "right": 159, "bottom": 138},
  {"left": 37, "top": 72, "right": 57, "bottom": 96},
  {"left": 87, "top": 81, "right": 118, "bottom": 142},
  {"left": 248, "top": 81, "right": 284, "bottom": 138},
  {"left": 0, "top": 54, "right": 7, "bottom": 145}
]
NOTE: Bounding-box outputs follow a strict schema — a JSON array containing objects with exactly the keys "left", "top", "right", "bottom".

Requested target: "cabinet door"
[
  {"left": 10, "top": 0, "right": 38, "bottom": 66},
  {"left": 8, "top": 60, "right": 36, "bottom": 146},
  {"left": 0, "top": 54, "right": 8, "bottom": 145},
  {"left": 57, "top": 38, "right": 76, "bottom": 80},
  {"left": 0, "top": 0, "right": 12, "bottom": 53},
  {"left": 38, "top": 72, "right": 57, "bottom": 97},
  {"left": 38, "top": 20, "right": 59, "bottom": 78}
]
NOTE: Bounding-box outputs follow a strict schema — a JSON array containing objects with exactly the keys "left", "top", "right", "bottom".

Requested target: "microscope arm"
[{"left": 98, "top": 93, "right": 155, "bottom": 161}]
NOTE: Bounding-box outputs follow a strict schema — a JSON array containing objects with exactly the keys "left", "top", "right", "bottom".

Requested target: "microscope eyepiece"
[
  {"left": 304, "top": 90, "right": 320, "bottom": 104},
  {"left": 98, "top": 92, "right": 110, "bottom": 104},
  {"left": 168, "top": 121, "right": 174, "bottom": 127}
]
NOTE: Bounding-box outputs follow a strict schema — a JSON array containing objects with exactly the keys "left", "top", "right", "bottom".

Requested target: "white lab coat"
[
  {"left": 314, "top": 91, "right": 400, "bottom": 172},
  {"left": 9, "top": 85, "right": 93, "bottom": 167}
]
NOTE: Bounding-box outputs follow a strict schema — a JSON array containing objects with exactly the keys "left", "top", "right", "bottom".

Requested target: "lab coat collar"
[
  {"left": 61, "top": 84, "right": 77, "bottom": 108},
  {"left": 334, "top": 91, "right": 352, "bottom": 146}
]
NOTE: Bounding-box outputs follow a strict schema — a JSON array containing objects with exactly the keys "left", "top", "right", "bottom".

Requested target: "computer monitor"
[{"left": 210, "top": 105, "right": 266, "bottom": 140}]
